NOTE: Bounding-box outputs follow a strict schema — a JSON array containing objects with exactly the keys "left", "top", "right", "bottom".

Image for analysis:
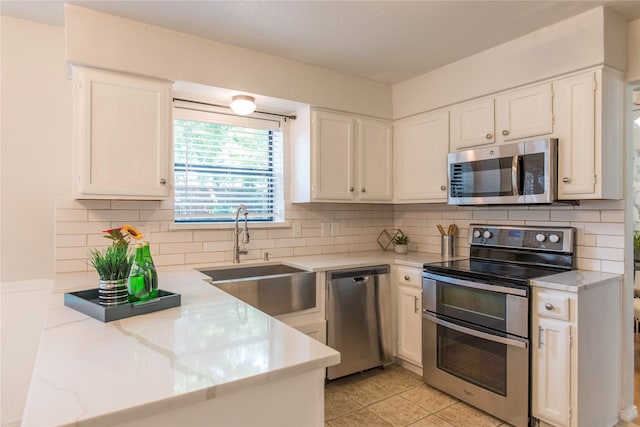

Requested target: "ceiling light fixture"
[{"left": 230, "top": 95, "right": 256, "bottom": 115}]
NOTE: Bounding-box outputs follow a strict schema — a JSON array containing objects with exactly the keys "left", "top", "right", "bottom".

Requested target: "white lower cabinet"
[
  {"left": 531, "top": 274, "right": 622, "bottom": 427},
  {"left": 395, "top": 266, "right": 422, "bottom": 368}
]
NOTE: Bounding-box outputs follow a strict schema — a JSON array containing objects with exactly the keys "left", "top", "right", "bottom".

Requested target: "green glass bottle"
[
  {"left": 128, "top": 244, "right": 151, "bottom": 303},
  {"left": 143, "top": 242, "right": 158, "bottom": 299}
]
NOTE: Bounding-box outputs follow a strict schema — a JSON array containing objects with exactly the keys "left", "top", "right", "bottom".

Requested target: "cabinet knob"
[
  {"left": 544, "top": 302, "right": 554, "bottom": 311},
  {"left": 440, "top": 185, "right": 446, "bottom": 191},
  {"left": 404, "top": 275, "right": 410, "bottom": 281},
  {"left": 349, "top": 187, "right": 355, "bottom": 192},
  {"left": 502, "top": 130, "right": 509, "bottom": 136},
  {"left": 361, "top": 187, "right": 366, "bottom": 193},
  {"left": 160, "top": 178, "right": 167, "bottom": 185},
  {"left": 562, "top": 177, "right": 570, "bottom": 183},
  {"left": 485, "top": 133, "right": 492, "bottom": 140}
]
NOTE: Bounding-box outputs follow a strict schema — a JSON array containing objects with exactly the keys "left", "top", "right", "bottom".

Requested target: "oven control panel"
[{"left": 468, "top": 225, "right": 574, "bottom": 252}]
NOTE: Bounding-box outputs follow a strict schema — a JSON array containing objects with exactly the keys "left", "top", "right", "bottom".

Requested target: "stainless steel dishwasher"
[{"left": 326, "top": 265, "right": 392, "bottom": 380}]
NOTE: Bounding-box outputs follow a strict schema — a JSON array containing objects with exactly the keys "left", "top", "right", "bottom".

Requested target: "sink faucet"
[{"left": 233, "top": 204, "right": 250, "bottom": 263}]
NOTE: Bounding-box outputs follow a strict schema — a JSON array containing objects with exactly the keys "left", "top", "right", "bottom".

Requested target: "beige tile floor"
[{"left": 325, "top": 364, "right": 640, "bottom": 427}]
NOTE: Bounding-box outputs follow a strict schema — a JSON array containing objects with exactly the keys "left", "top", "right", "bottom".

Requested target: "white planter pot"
[{"left": 394, "top": 244, "right": 408, "bottom": 254}]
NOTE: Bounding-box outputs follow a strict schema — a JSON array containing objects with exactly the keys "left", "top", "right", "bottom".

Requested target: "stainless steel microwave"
[{"left": 447, "top": 138, "right": 558, "bottom": 205}]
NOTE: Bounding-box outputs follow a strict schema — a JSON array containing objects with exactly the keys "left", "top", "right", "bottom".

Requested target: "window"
[{"left": 173, "top": 106, "right": 284, "bottom": 223}]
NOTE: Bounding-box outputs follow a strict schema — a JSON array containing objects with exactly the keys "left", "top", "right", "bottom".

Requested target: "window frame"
[{"left": 172, "top": 105, "right": 286, "bottom": 226}]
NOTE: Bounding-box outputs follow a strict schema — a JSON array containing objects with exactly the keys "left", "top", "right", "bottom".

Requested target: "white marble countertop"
[
  {"left": 18, "top": 250, "right": 460, "bottom": 427},
  {"left": 21, "top": 269, "right": 340, "bottom": 427},
  {"left": 531, "top": 270, "right": 623, "bottom": 292}
]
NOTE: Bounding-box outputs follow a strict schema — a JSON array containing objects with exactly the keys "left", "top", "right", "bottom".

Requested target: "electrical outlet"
[
  {"left": 321, "top": 222, "right": 330, "bottom": 237},
  {"left": 331, "top": 222, "right": 340, "bottom": 237},
  {"left": 292, "top": 222, "right": 301, "bottom": 238}
]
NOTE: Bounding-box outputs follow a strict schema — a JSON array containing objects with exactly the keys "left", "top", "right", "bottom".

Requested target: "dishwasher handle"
[
  {"left": 352, "top": 276, "right": 369, "bottom": 285},
  {"left": 327, "top": 265, "right": 390, "bottom": 281}
]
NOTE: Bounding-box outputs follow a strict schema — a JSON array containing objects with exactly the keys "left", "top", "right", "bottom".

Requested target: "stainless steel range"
[{"left": 422, "top": 224, "right": 576, "bottom": 427}]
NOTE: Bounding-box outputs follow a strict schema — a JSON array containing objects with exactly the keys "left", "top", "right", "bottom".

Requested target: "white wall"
[
  {"left": 0, "top": 16, "right": 73, "bottom": 282},
  {"left": 392, "top": 7, "right": 627, "bottom": 120},
  {"left": 63, "top": 5, "right": 392, "bottom": 120},
  {"left": 628, "top": 19, "right": 640, "bottom": 83}
]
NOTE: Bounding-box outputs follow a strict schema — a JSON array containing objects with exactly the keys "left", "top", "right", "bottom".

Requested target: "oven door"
[
  {"left": 422, "top": 312, "right": 529, "bottom": 427},
  {"left": 423, "top": 273, "right": 528, "bottom": 338}
]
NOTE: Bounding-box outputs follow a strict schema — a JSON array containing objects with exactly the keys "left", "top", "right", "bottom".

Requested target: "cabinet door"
[
  {"left": 396, "top": 285, "right": 422, "bottom": 365},
  {"left": 357, "top": 119, "right": 392, "bottom": 201},
  {"left": 555, "top": 72, "right": 596, "bottom": 197},
  {"left": 74, "top": 66, "right": 171, "bottom": 199},
  {"left": 394, "top": 110, "right": 449, "bottom": 202},
  {"left": 449, "top": 97, "right": 494, "bottom": 150},
  {"left": 495, "top": 83, "right": 553, "bottom": 143},
  {"left": 311, "top": 110, "right": 355, "bottom": 201},
  {"left": 532, "top": 317, "right": 571, "bottom": 427}
]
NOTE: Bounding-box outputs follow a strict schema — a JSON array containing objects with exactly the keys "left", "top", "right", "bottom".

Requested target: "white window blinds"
[{"left": 173, "top": 108, "right": 284, "bottom": 223}]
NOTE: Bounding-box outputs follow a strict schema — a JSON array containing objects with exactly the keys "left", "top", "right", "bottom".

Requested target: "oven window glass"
[
  {"left": 457, "top": 157, "right": 514, "bottom": 197},
  {"left": 437, "top": 283, "right": 506, "bottom": 331},
  {"left": 437, "top": 325, "right": 507, "bottom": 396}
]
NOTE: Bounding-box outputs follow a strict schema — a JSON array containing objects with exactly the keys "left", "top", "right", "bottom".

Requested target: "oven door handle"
[
  {"left": 423, "top": 273, "right": 527, "bottom": 297},
  {"left": 422, "top": 312, "right": 528, "bottom": 349}
]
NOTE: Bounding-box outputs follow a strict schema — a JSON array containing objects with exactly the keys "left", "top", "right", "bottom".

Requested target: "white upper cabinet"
[
  {"left": 449, "top": 97, "right": 495, "bottom": 150},
  {"left": 357, "top": 118, "right": 393, "bottom": 201},
  {"left": 495, "top": 83, "right": 553, "bottom": 142},
  {"left": 555, "top": 68, "right": 623, "bottom": 200},
  {"left": 394, "top": 110, "right": 449, "bottom": 203},
  {"left": 450, "top": 83, "right": 554, "bottom": 151},
  {"left": 73, "top": 66, "right": 172, "bottom": 199},
  {"left": 291, "top": 108, "right": 392, "bottom": 203}
]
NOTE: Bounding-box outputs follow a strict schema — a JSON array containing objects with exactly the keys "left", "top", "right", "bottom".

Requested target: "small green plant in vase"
[
  {"left": 634, "top": 231, "right": 640, "bottom": 261},
  {"left": 393, "top": 234, "right": 409, "bottom": 254},
  {"left": 88, "top": 225, "right": 143, "bottom": 306}
]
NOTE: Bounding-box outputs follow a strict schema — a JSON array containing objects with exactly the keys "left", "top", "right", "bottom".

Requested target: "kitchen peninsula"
[{"left": 21, "top": 268, "right": 340, "bottom": 427}]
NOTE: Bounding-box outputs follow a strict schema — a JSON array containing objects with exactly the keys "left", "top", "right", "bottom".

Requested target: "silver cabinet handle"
[
  {"left": 485, "top": 133, "right": 492, "bottom": 140},
  {"left": 502, "top": 129, "right": 509, "bottom": 136},
  {"left": 538, "top": 325, "right": 544, "bottom": 348},
  {"left": 440, "top": 185, "right": 446, "bottom": 191},
  {"left": 414, "top": 296, "right": 419, "bottom": 313},
  {"left": 404, "top": 275, "right": 410, "bottom": 281},
  {"left": 361, "top": 187, "right": 366, "bottom": 193},
  {"left": 349, "top": 187, "right": 354, "bottom": 192},
  {"left": 545, "top": 302, "right": 554, "bottom": 311},
  {"left": 160, "top": 179, "right": 167, "bottom": 185},
  {"left": 562, "top": 177, "right": 570, "bottom": 183}
]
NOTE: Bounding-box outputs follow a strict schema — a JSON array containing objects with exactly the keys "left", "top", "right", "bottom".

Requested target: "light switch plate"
[
  {"left": 321, "top": 222, "right": 330, "bottom": 237},
  {"left": 331, "top": 222, "right": 340, "bottom": 236},
  {"left": 292, "top": 223, "right": 301, "bottom": 237}
]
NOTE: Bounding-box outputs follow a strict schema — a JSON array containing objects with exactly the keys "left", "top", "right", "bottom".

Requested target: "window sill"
[{"left": 168, "top": 221, "right": 291, "bottom": 231}]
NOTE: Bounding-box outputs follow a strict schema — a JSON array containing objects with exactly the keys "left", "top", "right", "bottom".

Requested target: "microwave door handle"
[
  {"left": 422, "top": 311, "right": 528, "bottom": 349},
  {"left": 512, "top": 155, "right": 521, "bottom": 196}
]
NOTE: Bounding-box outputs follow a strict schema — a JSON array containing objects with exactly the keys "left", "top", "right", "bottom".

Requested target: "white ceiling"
[{"left": 1, "top": 0, "right": 640, "bottom": 85}]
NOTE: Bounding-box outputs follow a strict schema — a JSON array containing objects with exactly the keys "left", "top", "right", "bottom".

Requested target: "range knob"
[
  {"left": 473, "top": 230, "right": 482, "bottom": 238},
  {"left": 536, "top": 233, "right": 546, "bottom": 242},
  {"left": 549, "top": 234, "right": 560, "bottom": 243},
  {"left": 483, "top": 230, "right": 492, "bottom": 239}
]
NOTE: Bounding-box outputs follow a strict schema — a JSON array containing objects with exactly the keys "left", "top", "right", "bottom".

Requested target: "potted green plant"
[
  {"left": 393, "top": 234, "right": 409, "bottom": 254},
  {"left": 88, "top": 225, "right": 143, "bottom": 306},
  {"left": 634, "top": 231, "right": 640, "bottom": 262}
]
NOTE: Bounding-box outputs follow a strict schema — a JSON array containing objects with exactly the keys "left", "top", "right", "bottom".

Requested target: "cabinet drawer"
[
  {"left": 536, "top": 292, "right": 570, "bottom": 321},
  {"left": 396, "top": 266, "right": 422, "bottom": 288}
]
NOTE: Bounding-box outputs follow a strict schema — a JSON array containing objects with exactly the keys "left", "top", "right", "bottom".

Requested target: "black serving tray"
[{"left": 64, "top": 289, "right": 181, "bottom": 322}]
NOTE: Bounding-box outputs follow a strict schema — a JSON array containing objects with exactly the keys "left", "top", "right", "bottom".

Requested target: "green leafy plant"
[
  {"left": 88, "top": 224, "right": 143, "bottom": 281},
  {"left": 634, "top": 231, "right": 640, "bottom": 252},
  {"left": 89, "top": 245, "right": 134, "bottom": 281},
  {"left": 393, "top": 234, "right": 409, "bottom": 245}
]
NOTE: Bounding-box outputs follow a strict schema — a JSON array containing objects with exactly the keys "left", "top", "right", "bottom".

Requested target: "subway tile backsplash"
[{"left": 56, "top": 198, "right": 625, "bottom": 275}]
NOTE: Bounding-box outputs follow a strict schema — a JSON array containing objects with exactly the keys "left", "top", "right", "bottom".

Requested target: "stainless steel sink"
[{"left": 198, "top": 264, "right": 316, "bottom": 316}]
